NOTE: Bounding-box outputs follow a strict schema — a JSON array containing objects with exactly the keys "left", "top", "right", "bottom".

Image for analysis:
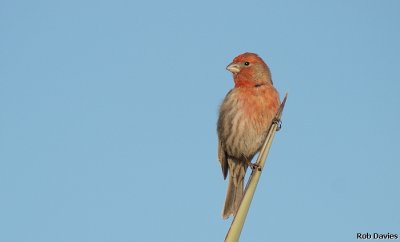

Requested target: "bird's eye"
[{"left": 244, "top": 62, "right": 250, "bottom": 66}]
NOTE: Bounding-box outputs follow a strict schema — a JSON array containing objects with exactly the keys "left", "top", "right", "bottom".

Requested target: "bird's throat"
[{"left": 234, "top": 79, "right": 265, "bottom": 88}]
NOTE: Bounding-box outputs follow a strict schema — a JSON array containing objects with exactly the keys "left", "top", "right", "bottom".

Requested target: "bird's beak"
[{"left": 226, "top": 63, "right": 240, "bottom": 74}]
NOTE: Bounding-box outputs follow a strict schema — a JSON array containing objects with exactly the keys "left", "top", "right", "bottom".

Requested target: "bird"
[{"left": 217, "top": 52, "right": 280, "bottom": 219}]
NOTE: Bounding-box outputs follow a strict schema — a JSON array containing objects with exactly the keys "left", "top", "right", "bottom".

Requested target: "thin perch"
[{"left": 224, "top": 93, "right": 288, "bottom": 242}]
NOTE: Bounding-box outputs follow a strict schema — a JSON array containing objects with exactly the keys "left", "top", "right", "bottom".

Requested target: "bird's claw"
[
  {"left": 248, "top": 162, "right": 262, "bottom": 171},
  {"left": 272, "top": 117, "right": 282, "bottom": 131}
]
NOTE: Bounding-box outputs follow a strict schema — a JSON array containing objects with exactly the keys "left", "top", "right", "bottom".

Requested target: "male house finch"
[{"left": 217, "top": 53, "right": 280, "bottom": 219}]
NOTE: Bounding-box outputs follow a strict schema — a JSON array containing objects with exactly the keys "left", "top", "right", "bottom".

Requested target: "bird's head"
[{"left": 226, "top": 52, "right": 272, "bottom": 87}]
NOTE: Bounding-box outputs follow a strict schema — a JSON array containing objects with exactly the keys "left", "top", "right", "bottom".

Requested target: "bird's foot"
[
  {"left": 247, "top": 161, "right": 262, "bottom": 171},
  {"left": 272, "top": 117, "right": 282, "bottom": 131}
]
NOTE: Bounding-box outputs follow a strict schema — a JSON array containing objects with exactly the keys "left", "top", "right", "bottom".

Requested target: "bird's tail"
[{"left": 222, "top": 159, "right": 246, "bottom": 220}]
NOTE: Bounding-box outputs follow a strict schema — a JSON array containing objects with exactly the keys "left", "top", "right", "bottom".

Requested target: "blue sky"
[{"left": 1, "top": 0, "right": 399, "bottom": 241}]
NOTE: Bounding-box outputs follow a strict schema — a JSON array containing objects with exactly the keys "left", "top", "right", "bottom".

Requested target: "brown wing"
[{"left": 218, "top": 140, "right": 228, "bottom": 179}]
